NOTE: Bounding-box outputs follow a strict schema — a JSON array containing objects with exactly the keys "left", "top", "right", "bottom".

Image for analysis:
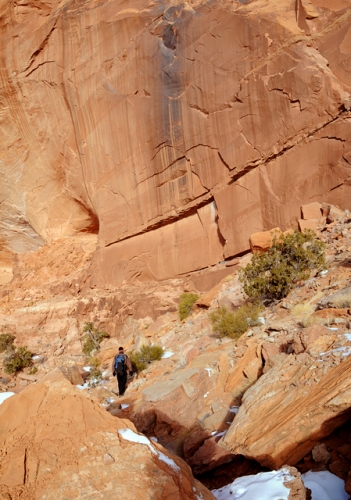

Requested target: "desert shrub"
[
  {"left": 291, "top": 303, "right": 314, "bottom": 317},
  {"left": 179, "top": 293, "right": 199, "bottom": 321},
  {"left": 240, "top": 230, "right": 326, "bottom": 304},
  {"left": 301, "top": 315, "right": 325, "bottom": 328},
  {"left": 29, "top": 366, "right": 38, "bottom": 375},
  {"left": 88, "top": 367, "right": 103, "bottom": 387},
  {"left": 81, "top": 322, "right": 109, "bottom": 356},
  {"left": 210, "top": 303, "right": 262, "bottom": 339},
  {"left": 0, "top": 334, "right": 15, "bottom": 353},
  {"left": 130, "top": 345, "right": 164, "bottom": 372},
  {"left": 88, "top": 356, "right": 101, "bottom": 368},
  {"left": 332, "top": 294, "right": 351, "bottom": 309},
  {"left": 3, "top": 346, "right": 33, "bottom": 374}
]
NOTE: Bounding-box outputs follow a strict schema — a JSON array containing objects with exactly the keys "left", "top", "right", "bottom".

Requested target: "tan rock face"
[
  {"left": 0, "top": 0, "right": 350, "bottom": 282},
  {"left": 221, "top": 351, "right": 351, "bottom": 469},
  {"left": 0, "top": 377, "right": 215, "bottom": 500}
]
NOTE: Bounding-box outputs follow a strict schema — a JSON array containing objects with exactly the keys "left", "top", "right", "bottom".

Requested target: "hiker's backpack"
[{"left": 114, "top": 354, "right": 126, "bottom": 375}]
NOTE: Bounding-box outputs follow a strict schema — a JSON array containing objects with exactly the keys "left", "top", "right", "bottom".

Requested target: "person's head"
[{"left": 118, "top": 347, "right": 124, "bottom": 353}]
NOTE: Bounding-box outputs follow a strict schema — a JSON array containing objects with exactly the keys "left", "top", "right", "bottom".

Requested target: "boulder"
[
  {"left": 298, "top": 218, "right": 326, "bottom": 232},
  {"left": 0, "top": 378, "right": 214, "bottom": 500},
  {"left": 221, "top": 353, "right": 351, "bottom": 469},
  {"left": 249, "top": 228, "right": 282, "bottom": 253},
  {"left": 301, "top": 203, "right": 323, "bottom": 220}
]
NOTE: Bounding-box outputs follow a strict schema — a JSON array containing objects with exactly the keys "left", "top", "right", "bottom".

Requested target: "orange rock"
[
  {"left": 298, "top": 218, "right": 326, "bottom": 231},
  {"left": 301, "top": 202, "right": 323, "bottom": 220},
  {"left": 0, "top": 378, "right": 215, "bottom": 500},
  {"left": 1, "top": 0, "right": 350, "bottom": 284},
  {"left": 249, "top": 228, "right": 282, "bottom": 253},
  {"left": 225, "top": 344, "right": 263, "bottom": 397},
  {"left": 221, "top": 354, "right": 351, "bottom": 469}
]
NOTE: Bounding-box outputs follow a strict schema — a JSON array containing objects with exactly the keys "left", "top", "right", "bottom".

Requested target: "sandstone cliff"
[{"left": 0, "top": 0, "right": 351, "bottom": 284}]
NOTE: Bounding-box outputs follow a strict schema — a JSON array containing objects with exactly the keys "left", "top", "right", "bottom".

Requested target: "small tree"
[
  {"left": 81, "top": 322, "right": 109, "bottom": 356},
  {"left": 130, "top": 345, "right": 164, "bottom": 372},
  {"left": 179, "top": 293, "right": 199, "bottom": 321},
  {"left": 240, "top": 230, "right": 325, "bottom": 304},
  {"left": 3, "top": 346, "right": 33, "bottom": 374}
]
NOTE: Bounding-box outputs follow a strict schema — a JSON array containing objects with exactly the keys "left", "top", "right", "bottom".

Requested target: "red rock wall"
[{"left": 0, "top": 0, "right": 350, "bottom": 283}]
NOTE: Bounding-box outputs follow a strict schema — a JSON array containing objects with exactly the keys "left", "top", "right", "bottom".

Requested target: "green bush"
[
  {"left": 179, "top": 293, "right": 199, "bottom": 321},
  {"left": 240, "top": 230, "right": 326, "bottom": 304},
  {"left": 88, "top": 367, "right": 103, "bottom": 387},
  {"left": 3, "top": 346, "right": 33, "bottom": 374},
  {"left": 210, "top": 304, "right": 262, "bottom": 339},
  {"left": 130, "top": 345, "right": 164, "bottom": 372},
  {"left": 81, "top": 322, "right": 109, "bottom": 356},
  {"left": 0, "top": 334, "right": 15, "bottom": 353}
]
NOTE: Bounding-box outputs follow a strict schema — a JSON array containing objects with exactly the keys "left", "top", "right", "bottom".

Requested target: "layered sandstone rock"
[
  {"left": 0, "top": 375, "right": 214, "bottom": 500},
  {"left": 221, "top": 344, "right": 351, "bottom": 469},
  {"left": 0, "top": 0, "right": 350, "bottom": 283}
]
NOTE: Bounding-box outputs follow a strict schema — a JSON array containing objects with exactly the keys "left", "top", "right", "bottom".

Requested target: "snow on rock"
[
  {"left": 0, "top": 377, "right": 214, "bottom": 499},
  {"left": 302, "top": 470, "right": 348, "bottom": 500},
  {"left": 118, "top": 428, "right": 181, "bottom": 472},
  {"left": 212, "top": 469, "right": 293, "bottom": 500},
  {"left": 0, "top": 392, "right": 15, "bottom": 405},
  {"left": 161, "top": 351, "right": 174, "bottom": 359},
  {"left": 229, "top": 406, "right": 239, "bottom": 414}
]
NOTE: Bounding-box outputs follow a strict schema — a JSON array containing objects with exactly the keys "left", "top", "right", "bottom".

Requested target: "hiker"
[{"left": 112, "top": 346, "right": 133, "bottom": 396}]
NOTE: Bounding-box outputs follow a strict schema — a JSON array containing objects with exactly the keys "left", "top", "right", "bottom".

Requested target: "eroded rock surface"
[
  {"left": 0, "top": 375, "right": 214, "bottom": 500},
  {"left": 0, "top": 0, "right": 350, "bottom": 283},
  {"left": 221, "top": 342, "right": 351, "bottom": 469}
]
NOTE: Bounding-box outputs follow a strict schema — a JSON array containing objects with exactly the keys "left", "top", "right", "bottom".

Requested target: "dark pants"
[{"left": 117, "top": 372, "right": 127, "bottom": 396}]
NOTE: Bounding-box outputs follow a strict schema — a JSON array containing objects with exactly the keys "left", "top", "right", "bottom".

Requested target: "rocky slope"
[
  {"left": 0, "top": 0, "right": 351, "bottom": 284},
  {"left": 0, "top": 202, "right": 351, "bottom": 498},
  {"left": 0, "top": 371, "right": 214, "bottom": 500}
]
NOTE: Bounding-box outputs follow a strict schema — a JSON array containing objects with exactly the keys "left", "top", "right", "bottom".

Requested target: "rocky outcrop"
[
  {"left": 221, "top": 337, "right": 351, "bottom": 469},
  {"left": 0, "top": 375, "right": 214, "bottom": 500},
  {"left": 0, "top": 0, "right": 350, "bottom": 283}
]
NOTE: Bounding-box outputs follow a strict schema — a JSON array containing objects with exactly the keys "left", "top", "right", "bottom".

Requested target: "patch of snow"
[
  {"left": 230, "top": 406, "right": 239, "bottom": 414},
  {"left": 212, "top": 430, "right": 227, "bottom": 438},
  {"left": 161, "top": 351, "right": 174, "bottom": 359},
  {"left": 32, "top": 355, "right": 42, "bottom": 360},
  {"left": 320, "top": 270, "right": 329, "bottom": 276},
  {"left": 320, "top": 346, "right": 351, "bottom": 357},
  {"left": 327, "top": 327, "right": 339, "bottom": 331},
  {"left": 76, "top": 383, "right": 89, "bottom": 390},
  {"left": 121, "top": 404, "right": 130, "bottom": 410},
  {"left": 345, "top": 333, "right": 351, "bottom": 341},
  {"left": 119, "top": 428, "right": 151, "bottom": 447},
  {"left": 150, "top": 437, "right": 158, "bottom": 442},
  {"left": 83, "top": 366, "right": 91, "bottom": 372},
  {"left": 106, "top": 397, "right": 116, "bottom": 404},
  {"left": 204, "top": 391, "right": 209, "bottom": 398},
  {"left": 212, "top": 469, "right": 293, "bottom": 500},
  {"left": 205, "top": 368, "right": 212, "bottom": 376},
  {"left": 193, "top": 487, "right": 204, "bottom": 499},
  {"left": 302, "top": 470, "right": 348, "bottom": 500},
  {"left": 157, "top": 451, "right": 181, "bottom": 472},
  {"left": 257, "top": 317, "right": 265, "bottom": 325},
  {"left": 118, "top": 428, "right": 180, "bottom": 472},
  {"left": 0, "top": 392, "right": 15, "bottom": 405}
]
